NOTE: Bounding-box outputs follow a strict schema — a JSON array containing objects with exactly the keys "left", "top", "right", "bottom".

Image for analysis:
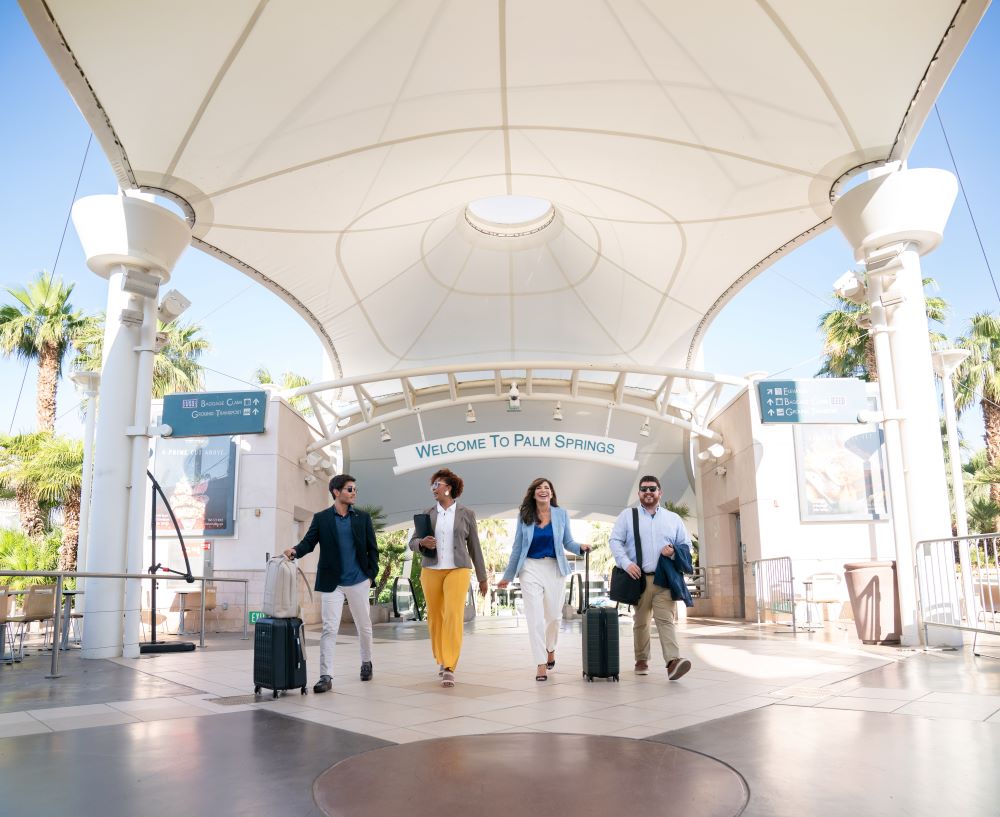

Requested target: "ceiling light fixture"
[
  {"left": 379, "top": 423, "right": 392, "bottom": 443},
  {"left": 639, "top": 418, "right": 651, "bottom": 437},
  {"left": 465, "top": 404, "right": 477, "bottom": 423},
  {"left": 552, "top": 402, "right": 563, "bottom": 422}
]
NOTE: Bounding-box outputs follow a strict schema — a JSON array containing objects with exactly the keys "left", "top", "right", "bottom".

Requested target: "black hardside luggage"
[
  {"left": 581, "top": 551, "right": 620, "bottom": 681},
  {"left": 253, "top": 616, "right": 308, "bottom": 698}
]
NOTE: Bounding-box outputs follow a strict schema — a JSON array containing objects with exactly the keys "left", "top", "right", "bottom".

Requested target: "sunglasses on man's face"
[
  {"left": 341, "top": 485, "right": 357, "bottom": 493},
  {"left": 638, "top": 486, "right": 659, "bottom": 493}
]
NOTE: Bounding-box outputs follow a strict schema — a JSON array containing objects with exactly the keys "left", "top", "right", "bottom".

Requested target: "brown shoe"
[
  {"left": 634, "top": 660, "right": 649, "bottom": 675},
  {"left": 667, "top": 658, "right": 691, "bottom": 680}
]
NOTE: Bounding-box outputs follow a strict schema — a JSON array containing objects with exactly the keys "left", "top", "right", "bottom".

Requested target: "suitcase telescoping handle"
[{"left": 584, "top": 549, "right": 590, "bottom": 609}]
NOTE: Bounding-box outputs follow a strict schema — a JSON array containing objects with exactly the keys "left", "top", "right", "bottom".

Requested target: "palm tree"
[
  {"left": 817, "top": 277, "right": 948, "bottom": 381},
  {"left": 476, "top": 518, "right": 512, "bottom": 615},
  {"left": 254, "top": 367, "right": 313, "bottom": 416},
  {"left": 0, "top": 271, "right": 88, "bottom": 430},
  {"left": 74, "top": 314, "right": 209, "bottom": 397},
  {"left": 955, "top": 314, "right": 1000, "bottom": 510},
  {"left": 0, "top": 528, "right": 60, "bottom": 589},
  {"left": 0, "top": 433, "right": 47, "bottom": 537},
  {"left": 23, "top": 435, "right": 83, "bottom": 571}
]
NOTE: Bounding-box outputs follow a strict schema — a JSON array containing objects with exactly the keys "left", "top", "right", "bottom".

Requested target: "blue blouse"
[{"left": 526, "top": 523, "right": 556, "bottom": 559}]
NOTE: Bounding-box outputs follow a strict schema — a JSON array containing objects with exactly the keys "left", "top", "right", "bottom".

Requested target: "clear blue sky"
[{"left": 1, "top": 5, "right": 997, "bottom": 450}]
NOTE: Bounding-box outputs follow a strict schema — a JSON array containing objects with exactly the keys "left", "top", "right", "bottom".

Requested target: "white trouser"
[
  {"left": 519, "top": 557, "right": 566, "bottom": 664},
  {"left": 320, "top": 579, "right": 373, "bottom": 678}
]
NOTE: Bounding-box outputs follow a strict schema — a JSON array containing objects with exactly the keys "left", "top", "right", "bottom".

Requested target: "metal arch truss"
[{"left": 287, "top": 361, "right": 746, "bottom": 457}]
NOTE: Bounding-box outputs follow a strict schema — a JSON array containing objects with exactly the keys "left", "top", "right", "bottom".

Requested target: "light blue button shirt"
[{"left": 609, "top": 505, "right": 691, "bottom": 574}]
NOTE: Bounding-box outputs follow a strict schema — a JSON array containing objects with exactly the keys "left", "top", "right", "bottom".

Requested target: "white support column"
[
  {"left": 933, "top": 349, "right": 974, "bottom": 614},
  {"left": 71, "top": 193, "right": 190, "bottom": 658},
  {"left": 123, "top": 290, "right": 160, "bottom": 658},
  {"left": 70, "top": 370, "right": 100, "bottom": 595},
  {"left": 833, "top": 166, "right": 961, "bottom": 647}
]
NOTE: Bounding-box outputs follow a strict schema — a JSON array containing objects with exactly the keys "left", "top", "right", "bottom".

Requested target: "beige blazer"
[{"left": 408, "top": 503, "right": 487, "bottom": 582}]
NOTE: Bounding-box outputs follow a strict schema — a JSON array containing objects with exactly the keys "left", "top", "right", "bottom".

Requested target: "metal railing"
[
  {"left": 751, "top": 556, "right": 797, "bottom": 634},
  {"left": 0, "top": 570, "right": 249, "bottom": 678},
  {"left": 915, "top": 533, "right": 1000, "bottom": 654},
  {"left": 686, "top": 566, "right": 707, "bottom": 599}
]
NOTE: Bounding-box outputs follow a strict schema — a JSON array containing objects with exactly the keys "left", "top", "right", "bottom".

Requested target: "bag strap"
[
  {"left": 631, "top": 507, "right": 644, "bottom": 569},
  {"left": 277, "top": 555, "right": 314, "bottom": 603}
]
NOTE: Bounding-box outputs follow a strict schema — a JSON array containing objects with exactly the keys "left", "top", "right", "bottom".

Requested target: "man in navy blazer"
[{"left": 285, "top": 474, "right": 378, "bottom": 693}]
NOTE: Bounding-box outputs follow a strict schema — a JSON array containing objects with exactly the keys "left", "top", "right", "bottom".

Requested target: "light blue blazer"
[{"left": 501, "top": 506, "right": 583, "bottom": 582}]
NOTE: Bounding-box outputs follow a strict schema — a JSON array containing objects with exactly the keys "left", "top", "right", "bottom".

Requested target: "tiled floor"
[{"left": 2, "top": 615, "right": 1000, "bottom": 816}]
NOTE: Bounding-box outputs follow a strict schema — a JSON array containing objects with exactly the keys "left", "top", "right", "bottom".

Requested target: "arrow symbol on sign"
[
  {"left": 767, "top": 409, "right": 774, "bottom": 416},
  {"left": 253, "top": 398, "right": 260, "bottom": 405},
  {"left": 252, "top": 408, "right": 259, "bottom": 415},
  {"left": 767, "top": 399, "right": 774, "bottom": 405}
]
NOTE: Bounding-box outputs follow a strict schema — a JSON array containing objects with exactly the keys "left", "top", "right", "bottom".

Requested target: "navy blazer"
[
  {"left": 653, "top": 544, "right": 695, "bottom": 608},
  {"left": 293, "top": 506, "right": 379, "bottom": 593}
]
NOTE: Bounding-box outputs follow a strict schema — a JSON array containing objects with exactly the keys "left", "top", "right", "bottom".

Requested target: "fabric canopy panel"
[{"left": 22, "top": 0, "right": 986, "bottom": 377}]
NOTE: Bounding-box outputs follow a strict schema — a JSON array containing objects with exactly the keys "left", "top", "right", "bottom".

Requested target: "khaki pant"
[
  {"left": 421, "top": 567, "right": 471, "bottom": 671},
  {"left": 632, "top": 577, "right": 679, "bottom": 665}
]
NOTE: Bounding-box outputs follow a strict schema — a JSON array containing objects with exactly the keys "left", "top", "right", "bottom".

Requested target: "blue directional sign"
[
  {"left": 756, "top": 379, "right": 869, "bottom": 424},
  {"left": 163, "top": 391, "right": 268, "bottom": 437}
]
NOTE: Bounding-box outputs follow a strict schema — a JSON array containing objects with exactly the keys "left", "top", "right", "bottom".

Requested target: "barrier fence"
[
  {"left": 0, "top": 570, "right": 249, "bottom": 678},
  {"left": 915, "top": 533, "right": 1000, "bottom": 655},
  {"left": 751, "top": 556, "right": 796, "bottom": 634}
]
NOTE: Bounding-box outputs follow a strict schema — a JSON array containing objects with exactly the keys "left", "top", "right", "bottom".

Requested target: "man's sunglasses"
[
  {"left": 340, "top": 485, "right": 357, "bottom": 493},
  {"left": 638, "top": 486, "right": 659, "bottom": 493}
]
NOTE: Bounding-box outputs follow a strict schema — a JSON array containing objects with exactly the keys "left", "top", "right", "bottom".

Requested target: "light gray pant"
[
  {"left": 520, "top": 557, "right": 565, "bottom": 664},
  {"left": 632, "top": 578, "right": 679, "bottom": 665},
  {"left": 319, "top": 579, "right": 373, "bottom": 678}
]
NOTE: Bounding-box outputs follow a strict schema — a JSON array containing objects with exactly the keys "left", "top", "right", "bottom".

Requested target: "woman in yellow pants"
[{"left": 409, "top": 468, "right": 487, "bottom": 687}]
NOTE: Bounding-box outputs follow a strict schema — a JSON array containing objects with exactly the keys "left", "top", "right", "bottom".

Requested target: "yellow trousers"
[{"left": 421, "top": 567, "right": 470, "bottom": 671}]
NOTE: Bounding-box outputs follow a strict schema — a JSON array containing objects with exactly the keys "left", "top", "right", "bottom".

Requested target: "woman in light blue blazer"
[{"left": 498, "top": 477, "right": 589, "bottom": 681}]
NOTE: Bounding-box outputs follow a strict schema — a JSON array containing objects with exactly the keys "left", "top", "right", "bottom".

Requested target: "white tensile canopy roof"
[{"left": 22, "top": 0, "right": 986, "bottom": 379}]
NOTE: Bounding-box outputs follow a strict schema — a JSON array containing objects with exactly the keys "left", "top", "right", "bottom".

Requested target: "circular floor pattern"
[{"left": 314, "top": 733, "right": 748, "bottom": 817}]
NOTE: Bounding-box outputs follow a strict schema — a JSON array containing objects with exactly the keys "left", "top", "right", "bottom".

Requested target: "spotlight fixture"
[
  {"left": 639, "top": 418, "right": 650, "bottom": 437},
  {"left": 465, "top": 403, "right": 477, "bottom": 423},
  {"left": 552, "top": 401, "right": 563, "bottom": 422},
  {"left": 706, "top": 443, "right": 728, "bottom": 459},
  {"left": 379, "top": 423, "right": 392, "bottom": 443},
  {"left": 157, "top": 289, "right": 192, "bottom": 325},
  {"left": 121, "top": 268, "right": 162, "bottom": 298},
  {"left": 507, "top": 382, "right": 521, "bottom": 412}
]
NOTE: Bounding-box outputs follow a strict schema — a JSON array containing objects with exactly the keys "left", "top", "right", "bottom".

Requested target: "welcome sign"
[{"left": 392, "top": 430, "right": 638, "bottom": 475}]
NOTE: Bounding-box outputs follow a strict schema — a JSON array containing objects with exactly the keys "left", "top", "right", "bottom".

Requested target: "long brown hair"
[{"left": 519, "top": 477, "right": 558, "bottom": 525}]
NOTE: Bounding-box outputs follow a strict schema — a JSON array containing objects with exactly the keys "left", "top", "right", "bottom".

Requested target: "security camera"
[
  {"left": 714, "top": 466, "right": 728, "bottom": 477},
  {"left": 153, "top": 331, "right": 169, "bottom": 353},
  {"left": 507, "top": 382, "right": 521, "bottom": 412},
  {"left": 833, "top": 271, "right": 867, "bottom": 305},
  {"left": 157, "top": 289, "right": 191, "bottom": 325}
]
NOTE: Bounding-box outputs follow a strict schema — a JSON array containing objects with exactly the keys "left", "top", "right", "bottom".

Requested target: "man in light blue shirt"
[{"left": 609, "top": 475, "right": 693, "bottom": 680}]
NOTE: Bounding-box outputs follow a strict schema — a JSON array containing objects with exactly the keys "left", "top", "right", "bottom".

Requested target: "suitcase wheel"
[
  {"left": 254, "top": 685, "right": 261, "bottom": 695},
  {"left": 272, "top": 689, "right": 279, "bottom": 699},
  {"left": 301, "top": 687, "right": 307, "bottom": 695},
  {"left": 614, "top": 675, "right": 620, "bottom": 682}
]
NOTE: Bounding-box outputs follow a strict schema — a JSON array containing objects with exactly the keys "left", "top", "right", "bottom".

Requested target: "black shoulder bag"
[{"left": 609, "top": 508, "right": 645, "bottom": 605}]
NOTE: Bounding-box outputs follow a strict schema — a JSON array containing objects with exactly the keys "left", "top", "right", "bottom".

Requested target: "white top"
[{"left": 427, "top": 502, "right": 457, "bottom": 570}]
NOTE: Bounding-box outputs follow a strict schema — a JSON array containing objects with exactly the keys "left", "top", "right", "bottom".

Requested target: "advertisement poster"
[
  {"left": 793, "top": 425, "right": 890, "bottom": 522},
  {"left": 154, "top": 435, "right": 238, "bottom": 536}
]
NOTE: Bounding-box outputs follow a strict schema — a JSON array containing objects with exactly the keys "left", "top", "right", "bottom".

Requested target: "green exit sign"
[{"left": 248, "top": 610, "right": 265, "bottom": 624}]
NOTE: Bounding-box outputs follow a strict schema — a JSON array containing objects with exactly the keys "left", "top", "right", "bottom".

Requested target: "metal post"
[
  {"left": 243, "top": 581, "right": 249, "bottom": 640},
  {"left": 199, "top": 576, "right": 207, "bottom": 648},
  {"left": 46, "top": 574, "right": 64, "bottom": 679}
]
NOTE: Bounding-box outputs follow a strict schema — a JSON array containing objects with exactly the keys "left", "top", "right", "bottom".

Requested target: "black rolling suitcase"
[
  {"left": 581, "top": 551, "right": 620, "bottom": 681},
  {"left": 253, "top": 616, "right": 308, "bottom": 697}
]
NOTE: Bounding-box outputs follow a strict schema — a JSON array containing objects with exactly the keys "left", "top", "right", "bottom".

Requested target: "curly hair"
[
  {"left": 518, "top": 477, "right": 559, "bottom": 525},
  {"left": 430, "top": 468, "right": 464, "bottom": 499}
]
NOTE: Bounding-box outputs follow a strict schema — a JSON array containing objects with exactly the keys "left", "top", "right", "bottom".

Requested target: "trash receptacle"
[{"left": 843, "top": 561, "right": 901, "bottom": 644}]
